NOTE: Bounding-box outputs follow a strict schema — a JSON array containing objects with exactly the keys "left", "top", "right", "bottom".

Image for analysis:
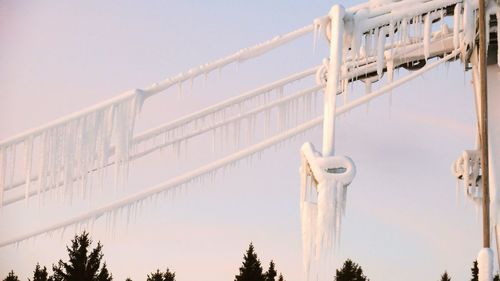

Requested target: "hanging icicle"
[
  {"left": 0, "top": 90, "right": 144, "bottom": 207},
  {"left": 300, "top": 142, "right": 356, "bottom": 281}
]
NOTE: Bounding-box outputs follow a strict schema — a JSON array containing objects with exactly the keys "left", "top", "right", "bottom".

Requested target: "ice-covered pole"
[{"left": 322, "top": 5, "right": 345, "bottom": 157}]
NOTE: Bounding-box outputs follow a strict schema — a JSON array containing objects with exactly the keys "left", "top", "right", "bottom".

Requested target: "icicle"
[
  {"left": 364, "top": 31, "right": 372, "bottom": 58},
  {"left": 386, "top": 54, "right": 394, "bottom": 83},
  {"left": 377, "top": 27, "right": 387, "bottom": 78},
  {"left": 350, "top": 23, "right": 361, "bottom": 60},
  {"left": 0, "top": 146, "right": 5, "bottom": 207},
  {"left": 313, "top": 18, "right": 321, "bottom": 53},
  {"left": 423, "top": 13, "right": 431, "bottom": 60},
  {"left": 454, "top": 3, "right": 462, "bottom": 49},
  {"left": 388, "top": 19, "right": 395, "bottom": 54},
  {"left": 24, "top": 137, "right": 34, "bottom": 203},
  {"left": 300, "top": 143, "right": 355, "bottom": 281},
  {"left": 401, "top": 18, "right": 408, "bottom": 45},
  {"left": 8, "top": 145, "right": 16, "bottom": 192},
  {"left": 463, "top": 0, "right": 474, "bottom": 46}
]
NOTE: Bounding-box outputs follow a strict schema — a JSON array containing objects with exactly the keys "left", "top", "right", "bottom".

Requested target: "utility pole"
[
  {"left": 479, "top": 0, "right": 490, "bottom": 249},
  {"left": 477, "top": 1, "right": 492, "bottom": 281}
]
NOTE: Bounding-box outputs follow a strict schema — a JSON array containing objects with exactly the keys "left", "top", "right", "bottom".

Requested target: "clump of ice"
[
  {"left": 300, "top": 142, "right": 355, "bottom": 281},
  {"left": 452, "top": 149, "right": 482, "bottom": 206}
]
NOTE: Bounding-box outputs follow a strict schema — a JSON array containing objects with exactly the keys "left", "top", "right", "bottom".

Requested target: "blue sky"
[{"left": 0, "top": 1, "right": 485, "bottom": 281}]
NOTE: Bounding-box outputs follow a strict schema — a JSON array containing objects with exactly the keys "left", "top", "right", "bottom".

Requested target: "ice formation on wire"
[
  {"left": 0, "top": 22, "right": 319, "bottom": 207},
  {"left": 300, "top": 143, "right": 355, "bottom": 281},
  {"left": 0, "top": 91, "right": 144, "bottom": 206},
  {"left": 0, "top": 48, "right": 459, "bottom": 247}
]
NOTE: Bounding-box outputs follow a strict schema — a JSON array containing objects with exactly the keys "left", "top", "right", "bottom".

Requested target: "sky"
[{"left": 0, "top": 1, "right": 487, "bottom": 281}]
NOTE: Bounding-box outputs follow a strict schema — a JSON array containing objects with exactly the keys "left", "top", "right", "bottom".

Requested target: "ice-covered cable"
[
  {"left": 0, "top": 50, "right": 459, "bottom": 247},
  {"left": 3, "top": 84, "right": 324, "bottom": 207},
  {"left": 2, "top": 67, "right": 319, "bottom": 197},
  {"left": 134, "top": 66, "right": 319, "bottom": 144},
  {"left": 0, "top": 23, "right": 318, "bottom": 206}
]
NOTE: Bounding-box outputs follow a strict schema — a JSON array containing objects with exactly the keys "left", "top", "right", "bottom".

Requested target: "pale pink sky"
[{"left": 0, "top": 1, "right": 484, "bottom": 281}]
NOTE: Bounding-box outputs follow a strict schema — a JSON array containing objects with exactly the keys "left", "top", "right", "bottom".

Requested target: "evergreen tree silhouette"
[
  {"left": 440, "top": 271, "right": 451, "bottom": 281},
  {"left": 146, "top": 269, "right": 175, "bottom": 281},
  {"left": 334, "top": 259, "right": 369, "bottom": 281},
  {"left": 51, "top": 231, "right": 112, "bottom": 281},
  {"left": 163, "top": 269, "right": 175, "bottom": 281},
  {"left": 146, "top": 270, "right": 163, "bottom": 281},
  {"left": 471, "top": 260, "right": 479, "bottom": 281},
  {"left": 125, "top": 278, "right": 132, "bottom": 281},
  {"left": 2, "top": 271, "right": 19, "bottom": 281},
  {"left": 277, "top": 274, "right": 285, "bottom": 281},
  {"left": 30, "top": 264, "right": 49, "bottom": 281},
  {"left": 235, "top": 243, "right": 265, "bottom": 281},
  {"left": 264, "top": 260, "right": 277, "bottom": 281}
]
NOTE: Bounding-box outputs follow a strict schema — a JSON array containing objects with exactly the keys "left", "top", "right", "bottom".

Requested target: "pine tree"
[
  {"left": 52, "top": 231, "right": 112, "bottom": 281},
  {"left": 277, "top": 274, "right": 284, "bottom": 281},
  {"left": 234, "top": 242, "right": 265, "bottom": 281},
  {"left": 264, "top": 260, "right": 277, "bottom": 281},
  {"left": 2, "top": 271, "right": 19, "bottom": 281},
  {"left": 334, "top": 259, "right": 369, "bottom": 281},
  {"left": 471, "top": 260, "right": 479, "bottom": 281},
  {"left": 146, "top": 269, "right": 175, "bottom": 281},
  {"left": 31, "top": 264, "right": 49, "bottom": 281},
  {"left": 440, "top": 271, "right": 451, "bottom": 281},
  {"left": 146, "top": 270, "right": 163, "bottom": 281},
  {"left": 163, "top": 269, "right": 175, "bottom": 281}
]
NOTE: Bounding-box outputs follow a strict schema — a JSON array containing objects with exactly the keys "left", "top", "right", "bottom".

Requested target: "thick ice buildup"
[{"left": 300, "top": 142, "right": 356, "bottom": 281}]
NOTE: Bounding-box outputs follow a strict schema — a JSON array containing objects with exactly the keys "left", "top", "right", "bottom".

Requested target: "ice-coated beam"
[{"left": 322, "top": 5, "right": 345, "bottom": 157}]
